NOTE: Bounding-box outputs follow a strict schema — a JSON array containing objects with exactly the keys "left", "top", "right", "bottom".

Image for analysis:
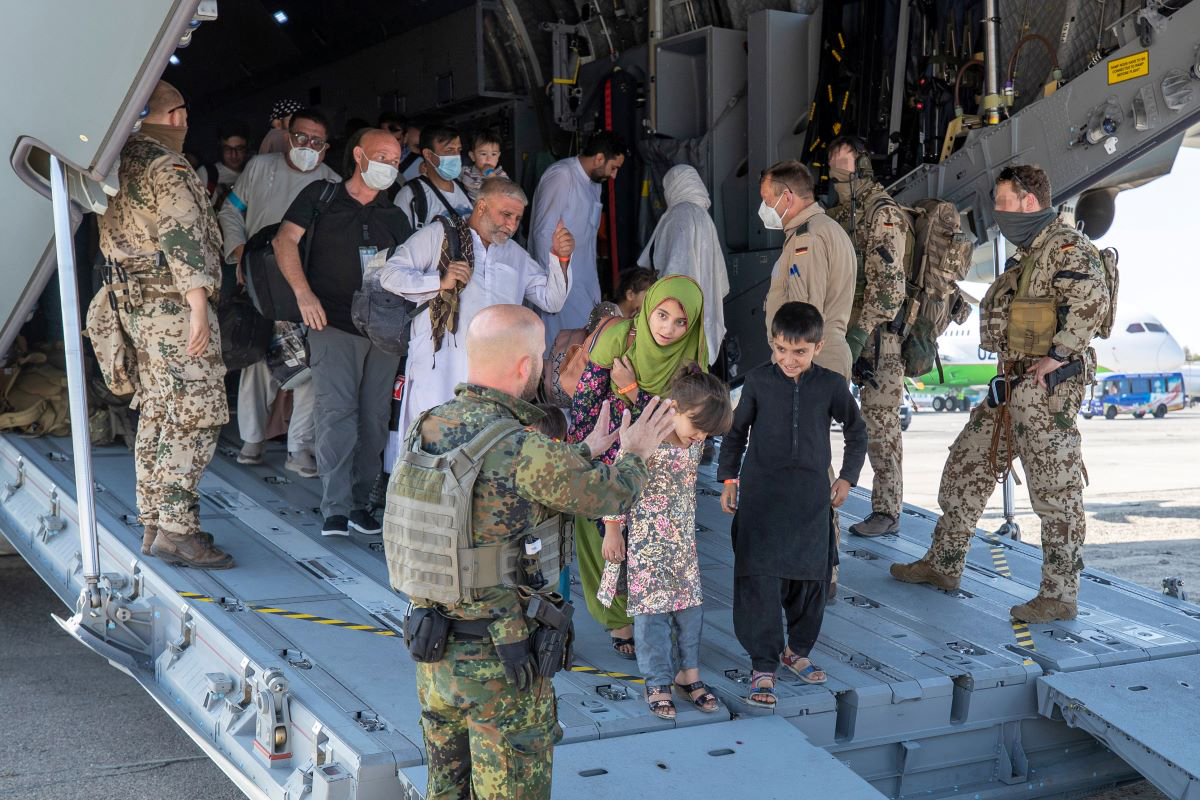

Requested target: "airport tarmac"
[
  {"left": 855, "top": 403, "right": 1200, "bottom": 595},
  {"left": 2, "top": 406, "right": 1195, "bottom": 799}
]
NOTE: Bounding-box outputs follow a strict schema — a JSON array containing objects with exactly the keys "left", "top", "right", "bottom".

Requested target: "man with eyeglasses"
[
  {"left": 891, "top": 164, "right": 1112, "bottom": 624},
  {"left": 90, "top": 80, "right": 234, "bottom": 568},
  {"left": 218, "top": 107, "right": 340, "bottom": 478},
  {"left": 197, "top": 120, "right": 249, "bottom": 212}
]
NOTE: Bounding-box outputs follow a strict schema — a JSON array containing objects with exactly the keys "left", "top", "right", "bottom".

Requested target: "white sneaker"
[
  {"left": 237, "top": 441, "right": 264, "bottom": 465},
  {"left": 285, "top": 450, "right": 318, "bottom": 478}
]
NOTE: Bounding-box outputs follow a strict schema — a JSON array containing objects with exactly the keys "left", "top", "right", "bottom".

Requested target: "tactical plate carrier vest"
[{"left": 383, "top": 413, "right": 569, "bottom": 606}]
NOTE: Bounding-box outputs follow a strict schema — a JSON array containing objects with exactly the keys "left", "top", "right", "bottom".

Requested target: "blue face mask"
[{"left": 435, "top": 153, "right": 462, "bottom": 181}]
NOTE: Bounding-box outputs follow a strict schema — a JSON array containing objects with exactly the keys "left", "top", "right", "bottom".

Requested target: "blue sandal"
[
  {"left": 781, "top": 652, "right": 827, "bottom": 684},
  {"left": 747, "top": 671, "right": 776, "bottom": 708}
]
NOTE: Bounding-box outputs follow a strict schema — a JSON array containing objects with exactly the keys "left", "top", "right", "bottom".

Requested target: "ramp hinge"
[
  {"left": 1162, "top": 577, "right": 1188, "bottom": 602},
  {"left": 3, "top": 456, "right": 24, "bottom": 499}
]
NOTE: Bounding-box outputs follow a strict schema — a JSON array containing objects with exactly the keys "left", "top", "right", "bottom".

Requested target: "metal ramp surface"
[
  {"left": 2, "top": 427, "right": 1200, "bottom": 798},
  {"left": 403, "top": 716, "right": 885, "bottom": 798},
  {"left": 1038, "top": 656, "right": 1200, "bottom": 800}
]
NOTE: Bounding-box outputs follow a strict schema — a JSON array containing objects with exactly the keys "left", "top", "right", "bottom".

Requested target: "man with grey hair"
[{"left": 380, "top": 177, "right": 577, "bottom": 437}]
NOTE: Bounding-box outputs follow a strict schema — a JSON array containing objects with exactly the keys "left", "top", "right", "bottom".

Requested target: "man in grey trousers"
[{"left": 273, "top": 129, "right": 415, "bottom": 535}]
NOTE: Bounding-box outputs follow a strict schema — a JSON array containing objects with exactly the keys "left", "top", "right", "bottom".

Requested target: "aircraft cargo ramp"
[{"left": 2, "top": 428, "right": 1198, "bottom": 799}]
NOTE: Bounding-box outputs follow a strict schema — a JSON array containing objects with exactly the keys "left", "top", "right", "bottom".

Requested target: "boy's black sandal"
[
  {"left": 674, "top": 680, "right": 719, "bottom": 712},
  {"left": 646, "top": 685, "right": 676, "bottom": 720}
]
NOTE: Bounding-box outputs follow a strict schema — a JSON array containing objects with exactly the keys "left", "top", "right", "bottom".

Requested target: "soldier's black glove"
[
  {"left": 495, "top": 639, "right": 537, "bottom": 690},
  {"left": 852, "top": 356, "right": 879, "bottom": 390},
  {"left": 845, "top": 326, "right": 869, "bottom": 362}
]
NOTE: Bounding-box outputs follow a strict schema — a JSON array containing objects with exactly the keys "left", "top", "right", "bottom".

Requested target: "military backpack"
[{"left": 861, "top": 193, "right": 974, "bottom": 378}]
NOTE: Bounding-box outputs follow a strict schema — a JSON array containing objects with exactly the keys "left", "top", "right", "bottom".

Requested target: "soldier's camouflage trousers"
[
  {"left": 417, "top": 638, "right": 560, "bottom": 800},
  {"left": 860, "top": 333, "right": 905, "bottom": 519},
  {"left": 121, "top": 296, "right": 228, "bottom": 536},
  {"left": 923, "top": 375, "right": 1087, "bottom": 602}
]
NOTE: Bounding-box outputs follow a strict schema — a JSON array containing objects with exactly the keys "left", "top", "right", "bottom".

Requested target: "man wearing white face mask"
[
  {"left": 394, "top": 124, "right": 473, "bottom": 228},
  {"left": 759, "top": 160, "right": 856, "bottom": 380},
  {"left": 217, "top": 108, "right": 340, "bottom": 476},
  {"left": 273, "top": 129, "right": 415, "bottom": 537}
]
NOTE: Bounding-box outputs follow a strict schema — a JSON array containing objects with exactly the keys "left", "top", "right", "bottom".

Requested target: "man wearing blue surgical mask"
[{"left": 394, "top": 124, "right": 473, "bottom": 228}]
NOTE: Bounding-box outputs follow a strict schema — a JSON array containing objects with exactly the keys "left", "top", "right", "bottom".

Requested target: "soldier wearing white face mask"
[{"left": 759, "top": 160, "right": 857, "bottom": 380}]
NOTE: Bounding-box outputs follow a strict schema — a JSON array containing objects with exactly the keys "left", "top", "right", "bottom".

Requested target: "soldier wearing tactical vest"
[
  {"left": 825, "top": 136, "right": 909, "bottom": 538},
  {"left": 891, "top": 165, "right": 1113, "bottom": 623},
  {"left": 89, "top": 80, "right": 234, "bottom": 569},
  {"left": 385, "top": 304, "right": 675, "bottom": 800}
]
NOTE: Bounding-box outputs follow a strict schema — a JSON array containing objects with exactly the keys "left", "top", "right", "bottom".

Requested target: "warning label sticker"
[{"left": 1108, "top": 51, "right": 1149, "bottom": 84}]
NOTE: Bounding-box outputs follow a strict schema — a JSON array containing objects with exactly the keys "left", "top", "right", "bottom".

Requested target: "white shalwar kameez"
[{"left": 378, "top": 222, "right": 571, "bottom": 448}]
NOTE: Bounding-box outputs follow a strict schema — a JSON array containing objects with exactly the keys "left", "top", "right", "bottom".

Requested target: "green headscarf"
[{"left": 590, "top": 274, "right": 708, "bottom": 396}]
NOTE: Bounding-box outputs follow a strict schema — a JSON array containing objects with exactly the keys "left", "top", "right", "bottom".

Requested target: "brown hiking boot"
[
  {"left": 850, "top": 512, "right": 899, "bottom": 537},
  {"left": 889, "top": 559, "right": 960, "bottom": 591},
  {"left": 151, "top": 530, "right": 235, "bottom": 570},
  {"left": 141, "top": 525, "right": 158, "bottom": 556},
  {"left": 1010, "top": 596, "right": 1077, "bottom": 623}
]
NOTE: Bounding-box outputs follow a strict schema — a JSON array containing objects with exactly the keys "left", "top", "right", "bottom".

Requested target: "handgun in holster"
[{"left": 525, "top": 593, "right": 575, "bottom": 677}]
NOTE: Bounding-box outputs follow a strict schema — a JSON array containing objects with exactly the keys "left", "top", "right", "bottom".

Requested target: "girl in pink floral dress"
[{"left": 598, "top": 365, "right": 732, "bottom": 719}]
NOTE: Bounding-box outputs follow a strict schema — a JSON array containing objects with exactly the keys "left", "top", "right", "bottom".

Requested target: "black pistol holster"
[
  {"left": 403, "top": 605, "right": 451, "bottom": 663},
  {"left": 525, "top": 592, "right": 575, "bottom": 677}
]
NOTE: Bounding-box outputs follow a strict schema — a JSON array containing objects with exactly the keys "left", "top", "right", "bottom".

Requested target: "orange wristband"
[
  {"left": 723, "top": 479, "right": 739, "bottom": 485},
  {"left": 618, "top": 382, "right": 638, "bottom": 396}
]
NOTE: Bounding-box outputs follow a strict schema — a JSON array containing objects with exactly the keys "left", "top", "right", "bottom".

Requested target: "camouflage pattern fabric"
[
  {"left": 859, "top": 332, "right": 905, "bottom": 518},
  {"left": 417, "top": 638, "right": 558, "bottom": 800},
  {"left": 828, "top": 180, "right": 908, "bottom": 335},
  {"left": 919, "top": 218, "right": 1107, "bottom": 604},
  {"left": 97, "top": 132, "right": 228, "bottom": 537},
  {"left": 402, "top": 383, "right": 647, "bottom": 798},
  {"left": 99, "top": 133, "right": 223, "bottom": 297}
]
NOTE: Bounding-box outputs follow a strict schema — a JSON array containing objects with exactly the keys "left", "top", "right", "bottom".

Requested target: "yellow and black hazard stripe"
[
  {"left": 177, "top": 591, "right": 397, "bottom": 637},
  {"left": 982, "top": 539, "right": 1037, "bottom": 666},
  {"left": 568, "top": 665, "right": 644, "bottom": 684}
]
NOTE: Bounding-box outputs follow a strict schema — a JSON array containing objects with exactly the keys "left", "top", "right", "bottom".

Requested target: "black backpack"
[
  {"left": 351, "top": 216, "right": 462, "bottom": 357},
  {"left": 218, "top": 291, "right": 273, "bottom": 371},
  {"left": 242, "top": 180, "right": 339, "bottom": 321},
  {"left": 409, "top": 175, "right": 469, "bottom": 228}
]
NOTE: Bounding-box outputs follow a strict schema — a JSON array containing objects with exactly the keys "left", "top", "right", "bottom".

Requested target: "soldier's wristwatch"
[{"left": 1047, "top": 345, "right": 1070, "bottom": 362}]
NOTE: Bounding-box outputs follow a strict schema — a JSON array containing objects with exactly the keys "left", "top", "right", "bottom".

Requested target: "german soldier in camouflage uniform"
[
  {"left": 399, "top": 305, "right": 675, "bottom": 799},
  {"left": 93, "top": 81, "right": 233, "bottom": 569},
  {"left": 891, "top": 165, "right": 1111, "bottom": 623},
  {"left": 826, "top": 136, "right": 908, "bottom": 537}
]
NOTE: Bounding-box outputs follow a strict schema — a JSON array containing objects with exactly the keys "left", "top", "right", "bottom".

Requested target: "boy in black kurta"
[{"left": 718, "top": 302, "right": 866, "bottom": 706}]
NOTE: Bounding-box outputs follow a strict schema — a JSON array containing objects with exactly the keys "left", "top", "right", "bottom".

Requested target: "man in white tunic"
[
  {"left": 530, "top": 131, "right": 627, "bottom": 347},
  {"left": 380, "top": 177, "right": 575, "bottom": 437}
]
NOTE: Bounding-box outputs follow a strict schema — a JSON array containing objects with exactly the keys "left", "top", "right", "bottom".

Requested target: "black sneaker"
[
  {"left": 348, "top": 508, "right": 382, "bottom": 535},
  {"left": 321, "top": 515, "right": 350, "bottom": 537}
]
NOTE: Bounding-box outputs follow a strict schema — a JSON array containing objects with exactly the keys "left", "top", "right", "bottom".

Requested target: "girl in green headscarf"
[{"left": 566, "top": 274, "right": 708, "bottom": 658}]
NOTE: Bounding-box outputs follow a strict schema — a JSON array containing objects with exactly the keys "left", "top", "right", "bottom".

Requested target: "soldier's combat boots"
[
  {"left": 1010, "top": 595, "right": 1077, "bottom": 623},
  {"left": 889, "top": 559, "right": 960, "bottom": 591},
  {"left": 850, "top": 512, "right": 899, "bottom": 537},
  {"left": 151, "top": 530, "right": 235, "bottom": 570},
  {"left": 141, "top": 525, "right": 158, "bottom": 555}
]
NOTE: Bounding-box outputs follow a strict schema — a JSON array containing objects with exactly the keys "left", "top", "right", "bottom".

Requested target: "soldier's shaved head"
[
  {"left": 146, "top": 81, "right": 185, "bottom": 117},
  {"left": 466, "top": 305, "right": 546, "bottom": 400},
  {"left": 358, "top": 128, "right": 403, "bottom": 158}
]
